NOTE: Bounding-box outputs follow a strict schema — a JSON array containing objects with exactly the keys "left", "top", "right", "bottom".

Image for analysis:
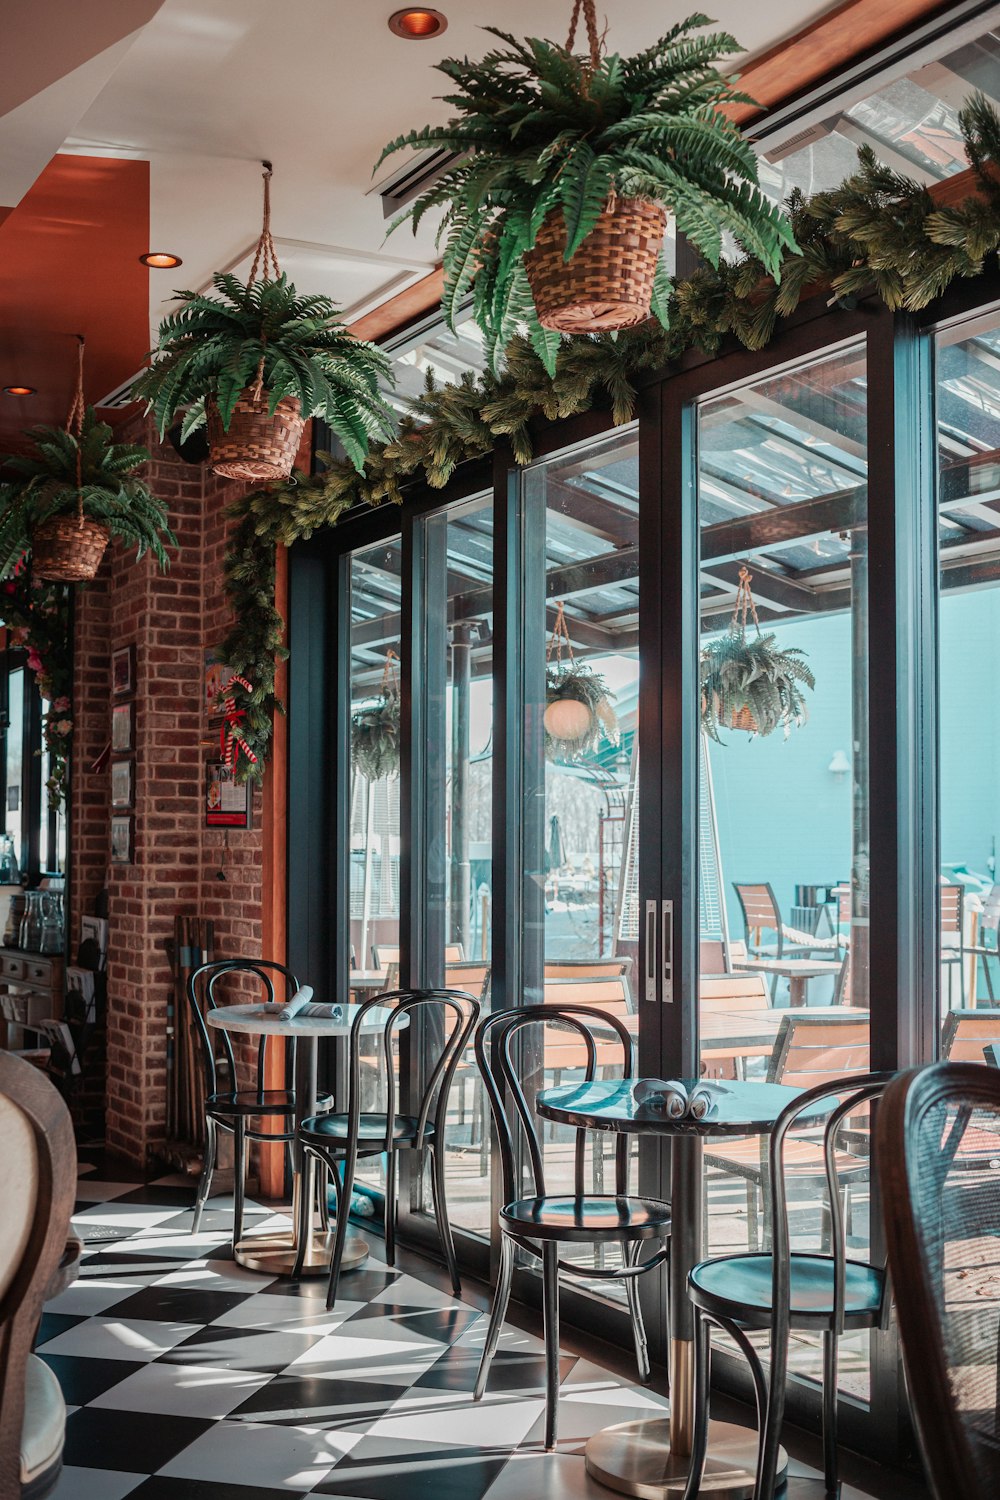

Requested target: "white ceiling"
[{"left": 40, "top": 1, "right": 837, "bottom": 335}]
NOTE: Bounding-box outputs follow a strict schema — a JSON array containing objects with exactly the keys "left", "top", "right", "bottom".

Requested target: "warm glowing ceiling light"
[
  {"left": 388, "top": 9, "right": 447, "bottom": 39},
  {"left": 3, "top": 386, "right": 36, "bottom": 396},
  {"left": 139, "top": 251, "right": 183, "bottom": 268}
]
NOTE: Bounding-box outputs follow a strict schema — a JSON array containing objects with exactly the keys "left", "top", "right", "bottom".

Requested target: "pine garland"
[{"left": 221, "top": 94, "right": 1000, "bottom": 780}]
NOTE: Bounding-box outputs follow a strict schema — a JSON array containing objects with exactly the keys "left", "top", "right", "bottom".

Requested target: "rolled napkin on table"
[
  {"left": 277, "top": 986, "right": 313, "bottom": 1020},
  {"left": 294, "top": 1002, "right": 344, "bottom": 1020},
  {"left": 633, "top": 1078, "right": 727, "bottom": 1119}
]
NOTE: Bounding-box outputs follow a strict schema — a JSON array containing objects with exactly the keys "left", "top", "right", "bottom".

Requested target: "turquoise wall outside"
[{"left": 710, "top": 591, "right": 1000, "bottom": 943}]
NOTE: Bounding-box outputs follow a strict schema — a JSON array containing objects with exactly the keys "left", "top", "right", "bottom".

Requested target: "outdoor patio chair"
[
  {"left": 941, "top": 883, "right": 966, "bottom": 1007},
  {"left": 733, "top": 883, "right": 839, "bottom": 998},
  {"left": 683, "top": 1073, "right": 893, "bottom": 1500},
  {"left": 878, "top": 1062, "right": 1000, "bottom": 1500},
  {"left": 704, "top": 1012, "right": 871, "bottom": 1251},
  {"left": 941, "top": 1008, "right": 1000, "bottom": 1063},
  {"left": 473, "top": 1004, "right": 671, "bottom": 1450},
  {"left": 698, "top": 973, "right": 772, "bottom": 1080},
  {"left": 371, "top": 942, "right": 464, "bottom": 971}
]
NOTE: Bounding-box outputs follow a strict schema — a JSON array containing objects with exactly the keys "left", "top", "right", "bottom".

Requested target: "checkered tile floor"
[{"left": 42, "top": 1156, "right": 914, "bottom": 1500}]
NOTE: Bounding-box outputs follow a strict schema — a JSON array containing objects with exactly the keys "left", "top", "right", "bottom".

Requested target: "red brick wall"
[{"left": 71, "top": 414, "right": 273, "bottom": 1167}]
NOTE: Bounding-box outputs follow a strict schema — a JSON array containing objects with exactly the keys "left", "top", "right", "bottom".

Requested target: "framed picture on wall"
[
  {"left": 110, "top": 815, "right": 134, "bottom": 866},
  {"left": 206, "top": 762, "right": 252, "bottom": 830},
  {"left": 110, "top": 758, "right": 134, "bottom": 809},
  {"left": 111, "top": 701, "right": 135, "bottom": 753},
  {"left": 112, "top": 644, "right": 136, "bottom": 697}
]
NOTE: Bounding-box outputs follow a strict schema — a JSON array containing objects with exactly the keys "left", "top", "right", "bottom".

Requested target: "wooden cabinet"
[{"left": 0, "top": 949, "right": 64, "bottom": 1051}]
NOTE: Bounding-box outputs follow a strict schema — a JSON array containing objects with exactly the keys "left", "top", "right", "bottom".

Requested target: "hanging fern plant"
[
  {"left": 545, "top": 663, "right": 619, "bottom": 762},
  {"left": 699, "top": 569, "right": 814, "bottom": 741},
  {"left": 351, "top": 695, "right": 401, "bottom": 781},
  {"left": 377, "top": 12, "right": 797, "bottom": 371}
]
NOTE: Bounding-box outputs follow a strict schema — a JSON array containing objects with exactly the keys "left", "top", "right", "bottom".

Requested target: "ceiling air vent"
[
  {"left": 94, "top": 369, "right": 144, "bottom": 410},
  {"left": 378, "top": 147, "right": 463, "bottom": 220}
]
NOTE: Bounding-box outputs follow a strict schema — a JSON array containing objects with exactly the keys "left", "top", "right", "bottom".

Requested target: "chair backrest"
[
  {"left": 445, "top": 962, "right": 490, "bottom": 1004},
  {"left": 768, "top": 1012, "right": 870, "bottom": 1088},
  {"left": 734, "top": 882, "right": 782, "bottom": 952},
  {"left": 0, "top": 1053, "right": 76, "bottom": 1499},
  {"left": 986, "top": 1043, "right": 1000, "bottom": 1068},
  {"left": 941, "top": 1010, "right": 1000, "bottom": 1063},
  {"left": 699, "top": 939, "right": 727, "bottom": 975},
  {"left": 344, "top": 988, "right": 479, "bottom": 1157},
  {"left": 475, "top": 1004, "right": 634, "bottom": 1206},
  {"left": 698, "top": 973, "right": 771, "bottom": 1014},
  {"left": 187, "top": 959, "right": 300, "bottom": 1099},
  {"left": 543, "top": 974, "right": 633, "bottom": 1017},
  {"left": 372, "top": 943, "right": 465, "bottom": 971},
  {"left": 544, "top": 958, "right": 633, "bottom": 978},
  {"left": 755, "top": 1072, "right": 893, "bottom": 1497},
  {"left": 941, "top": 883, "right": 965, "bottom": 935},
  {"left": 877, "top": 1063, "right": 1000, "bottom": 1500}
]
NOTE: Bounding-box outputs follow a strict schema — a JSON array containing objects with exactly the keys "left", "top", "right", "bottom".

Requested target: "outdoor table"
[
  {"left": 536, "top": 1076, "right": 812, "bottom": 1500},
  {"left": 206, "top": 1001, "right": 396, "bottom": 1278},
  {"left": 732, "top": 955, "right": 843, "bottom": 1007},
  {"left": 348, "top": 969, "right": 393, "bottom": 992}
]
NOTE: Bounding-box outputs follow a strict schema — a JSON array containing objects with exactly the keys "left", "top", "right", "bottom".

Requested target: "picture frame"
[
  {"left": 111, "top": 701, "right": 135, "bottom": 753},
  {"left": 112, "top": 644, "right": 136, "bottom": 697},
  {"left": 110, "top": 814, "right": 134, "bottom": 866},
  {"left": 110, "top": 757, "right": 134, "bottom": 809},
  {"left": 206, "top": 761, "right": 252, "bottom": 830}
]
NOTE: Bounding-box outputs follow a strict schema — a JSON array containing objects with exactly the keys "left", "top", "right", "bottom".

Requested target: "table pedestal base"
[
  {"left": 233, "top": 1229, "right": 369, "bottom": 1278},
  {"left": 585, "top": 1418, "right": 786, "bottom": 1500}
]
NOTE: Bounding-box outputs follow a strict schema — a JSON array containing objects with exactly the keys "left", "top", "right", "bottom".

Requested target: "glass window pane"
[
  {"left": 349, "top": 538, "right": 403, "bottom": 1203},
  {"left": 697, "top": 342, "right": 871, "bottom": 1403},
  {"left": 523, "top": 426, "right": 640, "bottom": 1304},
  {"left": 936, "top": 311, "right": 1000, "bottom": 1057},
  {"left": 6, "top": 668, "right": 23, "bottom": 870}
]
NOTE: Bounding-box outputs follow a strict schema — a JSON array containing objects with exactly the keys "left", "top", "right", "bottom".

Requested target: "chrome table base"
[{"left": 586, "top": 1417, "right": 786, "bottom": 1500}]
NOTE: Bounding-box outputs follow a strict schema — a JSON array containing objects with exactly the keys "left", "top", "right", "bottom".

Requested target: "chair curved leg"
[
  {"left": 192, "top": 1116, "right": 217, "bottom": 1234},
  {"left": 326, "top": 1146, "right": 357, "bottom": 1311},
  {"left": 384, "top": 1151, "right": 397, "bottom": 1267},
  {"left": 542, "top": 1239, "right": 561, "bottom": 1451},
  {"left": 754, "top": 1321, "right": 789, "bottom": 1500},
  {"left": 317, "top": 1158, "right": 331, "bottom": 1234},
  {"left": 475, "top": 1233, "right": 514, "bottom": 1401},
  {"left": 430, "top": 1142, "right": 461, "bottom": 1296},
  {"left": 232, "top": 1116, "right": 247, "bottom": 1257},
  {"left": 680, "top": 1309, "right": 711, "bottom": 1500},
  {"left": 623, "top": 1240, "right": 650, "bottom": 1385}
]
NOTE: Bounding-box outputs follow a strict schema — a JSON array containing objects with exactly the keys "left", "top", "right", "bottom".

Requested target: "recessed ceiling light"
[
  {"left": 139, "top": 251, "right": 183, "bottom": 269},
  {"left": 3, "top": 386, "right": 36, "bottom": 396},
  {"left": 388, "top": 9, "right": 447, "bottom": 39}
]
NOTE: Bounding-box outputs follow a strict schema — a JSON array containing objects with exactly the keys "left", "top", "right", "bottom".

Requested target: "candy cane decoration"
[{"left": 219, "top": 674, "right": 258, "bottom": 771}]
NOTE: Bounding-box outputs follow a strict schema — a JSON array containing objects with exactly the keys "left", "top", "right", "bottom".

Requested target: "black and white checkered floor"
[{"left": 41, "top": 1156, "right": 916, "bottom": 1500}]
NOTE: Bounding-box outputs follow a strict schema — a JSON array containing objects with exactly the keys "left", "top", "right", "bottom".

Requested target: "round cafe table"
[
  {"left": 206, "top": 1001, "right": 396, "bottom": 1278},
  {"left": 536, "top": 1077, "right": 807, "bottom": 1500}
]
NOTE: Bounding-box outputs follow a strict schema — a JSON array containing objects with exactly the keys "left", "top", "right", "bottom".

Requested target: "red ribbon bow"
[{"left": 219, "top": 674, "right": 258, "bottom": 771}]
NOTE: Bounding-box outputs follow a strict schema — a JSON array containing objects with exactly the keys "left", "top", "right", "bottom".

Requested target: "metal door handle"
[
  {"left": 645, "top": 900, "right": 657, "bottom": 1003},
  {"left": 662, "top": 900, "right": 674, "bottom": 1003}
]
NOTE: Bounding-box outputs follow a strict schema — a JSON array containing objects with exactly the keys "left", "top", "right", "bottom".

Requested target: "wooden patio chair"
[
  {"left": 963, "top": 883, "right": 1000, "bottom": 1004},
  {"left": 941, "top": 882, "right": 966, "bottom": 1007},
  {"left": 699, "top": 973, "right": 772, "bottom": 1080},
  {"left": 704, "top": 1012, "right": 871, "bottom": 1250},
  {"left": 941, "top": 1008, "right": 1000, "bottom": 1062}
]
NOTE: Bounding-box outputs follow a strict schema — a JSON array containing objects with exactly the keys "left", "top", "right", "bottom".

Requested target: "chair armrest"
[{"left": 44, "top": 1235, "right": 83, "bottom": 1302}]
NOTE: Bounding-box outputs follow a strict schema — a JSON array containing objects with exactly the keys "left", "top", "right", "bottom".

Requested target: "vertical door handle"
[
  {"left": 662, "top": 900, "right": 674, "bottom": 1003},
  {"left": 645, "top": 900, "right": 657, "bottom": 1003}
]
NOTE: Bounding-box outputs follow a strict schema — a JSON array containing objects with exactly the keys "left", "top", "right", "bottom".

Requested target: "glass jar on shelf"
[
  {"left": 19, "top": 890, "right": 43, "bottom": 952},
  {"left": 39, "top": 891, "right": 63, "bottom": 955}
]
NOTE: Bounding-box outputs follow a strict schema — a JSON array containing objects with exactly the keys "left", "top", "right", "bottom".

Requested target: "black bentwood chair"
[
  {"left": 187, "top": 960, "right": 331, "bottom": 1254},
  {"left": 295, "top": 988, "right": 479, "bottom": 1309},
  {"left": 682, "top": 1072, "right": 894, "bottom": 1500},
  {"left": 877, "top": 1063, "right": 1000, "bottom": 1500},
  {"left": 474, "top": 1005, "right": 671, "bottom": 1452}
]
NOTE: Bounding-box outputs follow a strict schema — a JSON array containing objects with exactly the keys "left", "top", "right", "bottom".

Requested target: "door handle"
[
  {"left": 645, "top": 900, "right": 657, "bottom": 1003},
  {"left": 662, "top": 900, "right": 674, "bottom": 1003}
]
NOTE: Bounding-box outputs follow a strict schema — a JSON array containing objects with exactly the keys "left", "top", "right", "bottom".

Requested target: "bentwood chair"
[
  {"left": 186, "top": 959, "right": 331, "bottom": 1254},
  {"left": 296, "top": 988, "right": 479, "bottom": 1308},
  {"left": 877, "top": 1063, "right": 1000, "bottom": 1500},
  {"left": 682, "top": 1072, "right": 894, "bottom": 1500},
  {"left": 473, "top": 1005, "right": 671, "bottom": 1450},
  {"left": 0, "top": 1053, "right": 78, "bottom": 1500}
]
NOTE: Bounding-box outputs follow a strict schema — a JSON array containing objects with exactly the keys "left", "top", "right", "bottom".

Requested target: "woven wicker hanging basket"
[
  {"left": 524, "top": 197, "right": 667, "bottom": 332},
  {"left": 728, "top": 704, "right": 758, "bottom": 733},
  {"left": 206, "top": 390, "right": 305, "bottom": 483},
  {"left": 32, "top": 517, "right": 111, "bottom": 582}
]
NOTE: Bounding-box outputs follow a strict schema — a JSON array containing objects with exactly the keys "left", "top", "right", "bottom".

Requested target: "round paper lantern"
[{"left": 544, "top": 696, "right": 592, "bottom": 742}]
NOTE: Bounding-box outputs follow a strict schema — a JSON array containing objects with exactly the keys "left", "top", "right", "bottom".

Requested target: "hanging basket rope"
[
  {"left": 546, "top": 600, "right": 576, "bottom": 666},
  {"left": 731, "top": 564, "right": 761, "bottom": 639},
  {"left": 206, "top": 160, "right": 306, "bottom": 483},
  {"left": 379, "top": 647, "right": 401, "bottom": 700},
  {"left": 66, "top": 335, "right": 87, "bottom": 527},
  {"left": 565, "top": 0, "right": 602, "bottom": 69}
]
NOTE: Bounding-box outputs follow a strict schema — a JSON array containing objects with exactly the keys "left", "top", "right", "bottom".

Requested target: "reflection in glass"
[
  {"left": 5, "top": 668, "right": 23, "bottom": 869},
  {"left": 936, "top": 313, "right": 1000, "bottom": 1055},
  {"left": 697, "top": 343, "right": 871, "bottom": 1401}
]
